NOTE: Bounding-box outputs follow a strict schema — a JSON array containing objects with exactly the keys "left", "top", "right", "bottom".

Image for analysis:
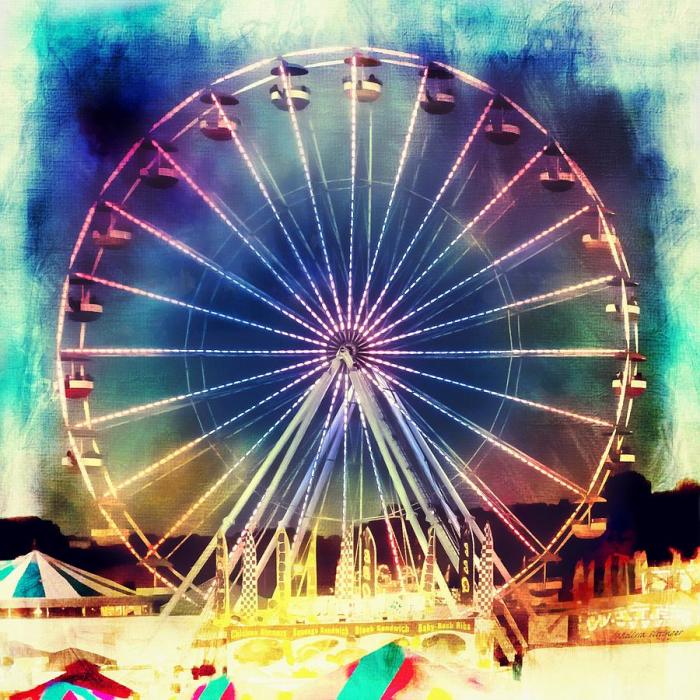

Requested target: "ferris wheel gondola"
[
  {"left": 484, "top": 94, "right": 520, "bottom": 144},
  {"left": 270, "top": 61, "right": 311, "bottom": 111},
  {"left": 540, "top": 143, "right": 576, "bottom": 192},
  {"left": 199, "top": 91, "right": 241, "bottom": 140},
  {"left": 420, "top": 62, "right": 455, "bottom": 115},
  {"left": 343, "top": 53, "right": 383, "bottom": 102},
  {"left": 139, "top": 140, "right": 179, "bottom": 188}
]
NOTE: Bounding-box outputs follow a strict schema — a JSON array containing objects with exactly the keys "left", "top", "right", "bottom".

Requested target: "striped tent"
[
  {"left": 0, "top": 551, "right": 135, "bottom": 602},
  {"left": 11, "top": 660, "right": 133, "bottom": 699}
]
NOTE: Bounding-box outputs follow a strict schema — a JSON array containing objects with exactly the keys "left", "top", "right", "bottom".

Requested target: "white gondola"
[
  {"left": 582, "top": 231, "right": 617, "bottom": 251},
  {"left": 80, "top": 449, "right": 104, "bottom": 469},
  {"left": 613, "top": 371, "right": 647, "bottom": 398},
  {"left": 270, "top": 84, "right": 310, "bottom": 111},
  {"left": 629, "top": 372, "right": 647, "bottom": 397},
  {"left": 142, "top": 557, "right": 174, "bottom": 570},
  {"left": 199, "top": 114, "right": 241, "bottom": 141},
  {"left": 343, "top": 53, "right": 383, "bottom": 103},
  {"left": 420, "top": 62, "right": 455, "bottom": 115},
  {"left": 270, "top": 62, "right": 311, "bottom": 111},
  {"left": 92, "top": 225, "right": 132, "bottom": 249},
  {"left": 139, "top": 164, "right": 179, "bottom": 188},
  {"left": 540, "top": 143, "right": 575, "bottom": 192},
  {"left": 64, "top": 373, "right": 94, "bottom": 400},
  {"left": 67, "top": 281, "right": 103, "bottom": 322},
  {"left": 582, "top": 208, "right": 619, "bottom": 252},
  {"left": 67, "top": 297, "right": 103, "bottom": 322},
  {"left": 572, "top": 518, "right": 608, "bottom": 539},
  {"left": 139, "top": 140, "right": 179, "bottom": 188},
  {"left": 342, "top": 76, "right": 382, "bottom": 102},
  {"left": 199, "top": 91, "right": 240, "bottom": 140},
  {"left": 62, "top": 449, "right": 103, "bottom": 470},
  {"left": 607, "top": 447, "right": 636, "bottom": 465},
  {"left": 485, "top": 94, "right": 521, "bottom": 144},
  {"left": 606, "top": 298, "right": 640, "bottom": 319}
]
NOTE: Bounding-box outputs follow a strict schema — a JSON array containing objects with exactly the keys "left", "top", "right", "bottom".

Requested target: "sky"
[{"left": 0, "top": 0, "right": 698, "bottom": 537}]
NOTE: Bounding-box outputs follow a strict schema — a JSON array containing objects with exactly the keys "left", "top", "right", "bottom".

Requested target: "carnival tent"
[
  {"left": 48, "top": 649, "right": 116, "bottom": 672},
  {"left": 0, "top": 551, "right": 135, "bottom": 603},
  {"left": 10, "top": 660, "right": 133, "bottom": 699}
]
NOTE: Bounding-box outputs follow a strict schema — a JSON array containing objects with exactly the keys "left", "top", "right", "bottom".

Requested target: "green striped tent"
[{"left": 0, "top": 551, "right": 135, "bottom": 602}]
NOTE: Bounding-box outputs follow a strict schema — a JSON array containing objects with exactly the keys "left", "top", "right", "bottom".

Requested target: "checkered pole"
[
  {"left": 239, "top": 529, "right": 258, "bottom": 619},
  {"left": 476, "top": 522, "right": 494, "bottom": 619}
]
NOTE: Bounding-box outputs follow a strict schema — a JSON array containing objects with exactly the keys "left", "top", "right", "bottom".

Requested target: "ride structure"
[{"left": 55, "top": 47, "right": 645, "bottom": 652}]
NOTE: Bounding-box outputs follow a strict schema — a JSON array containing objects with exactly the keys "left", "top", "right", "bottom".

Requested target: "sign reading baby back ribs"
[{"left": 221, "top": 617, "right": 475, "bottom": 642}]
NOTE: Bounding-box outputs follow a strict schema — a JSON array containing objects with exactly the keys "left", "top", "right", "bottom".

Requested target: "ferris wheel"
[{"left": 56, "top": 46, "right": 645, "bottom": 614}]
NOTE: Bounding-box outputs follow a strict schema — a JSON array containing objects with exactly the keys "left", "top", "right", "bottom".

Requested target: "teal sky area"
[{"left": 0, "top": 0, "right": 698, "bottom": 535}]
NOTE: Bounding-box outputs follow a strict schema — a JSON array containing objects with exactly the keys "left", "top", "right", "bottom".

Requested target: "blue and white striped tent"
[{"left": 0, "top": 551, "right": 135, "bottom": 603}]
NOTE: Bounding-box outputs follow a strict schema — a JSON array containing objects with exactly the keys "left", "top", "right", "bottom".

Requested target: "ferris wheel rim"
[{"left": 55, "top": 45, "right": 640, "bottom": 602}]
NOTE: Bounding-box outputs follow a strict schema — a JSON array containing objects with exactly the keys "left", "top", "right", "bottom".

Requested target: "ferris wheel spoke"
[
  {"left": 355, "top": 67, "right": 429, "bottom": 328},
  {"left": 341, "top": 373, "right": 351, "bottom": 532},
  {"left": 61, "top": 347, "right": 325, "bottom": 359},
  {"left": 366, "top": 363, "right": 587, "bottom": 497},
  {"left": 308, "top": 119, "right": 346, "bottom": 279},
  {"left": 209, "top": 94, "right": 338, "bottom": 335},
  {"left": 406, "top": 198, "right": 516, "bottom": 320},
  {"left": 391, "top": 397, "right": 545, "bottom": 553},
  {"left": 145, "top": 381, "right": 317, "bottom": 557},
  {"left": 151, "top": 141, "right": 323, "bottom": 323},
  {"left": 414, "top": 423, "right": 543, "bottom": 555},
  {"left": 103, "top": 201, "right": 330, "bottom": 342},
  {"left": 347, "top": 56, "right": 359, "bottom": 330},
  {"left": 387, "top": 206, "right": 592, "bottom": 338},
  {"left": 76, "top": 357, "right": 324, "bottom": 429},
  {"left": 368, "top": 274, "right": 615, "bottom": 346},
  {"left": 276, "top": 64, "right": 345, "bottom": 330},
  {"left": 253, "top": 142, "right": 332, "bottom": 302},
  {"left": 72, "top": 272, "right": 328, "bottom": 348},
  {"left": 130, "top": 388, "right": 306, "bottom": 500},
  {"left": 367, "top": 348, "right": 629, "bottom": 359},
  {"left": 362, "top": 147, "right": 546, "bottom": 336},
  {"left": 362, "top": 99, "right": 494, "bottom": 329},
  {"left": 290, "top": 373, "right": 344, "bottom": 558},
  {"left": 113, "top": 361, "right": 328, "bottom": 493},
  {"left": 370, "top": 356, "right": 612, "bottom": 428}
]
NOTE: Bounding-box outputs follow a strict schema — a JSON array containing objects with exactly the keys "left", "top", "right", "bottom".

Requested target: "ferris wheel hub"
[{"left": 336, "top": 343, "right": 356, "bottom": 368}]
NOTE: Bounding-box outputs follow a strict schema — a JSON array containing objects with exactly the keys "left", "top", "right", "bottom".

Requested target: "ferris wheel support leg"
[
  {"left": 289, "top": 406, "right": 350, "bottom": 566},
  {"left": 160, "top": 364, "right": 338, "bottom": 617},
  {"left": 350, "top": 370, "right": 459, "bottom": 616},
  {"left": 254, "top": 412, "right": 340, "bottom": 576},
  {"left": 228, "top": 374, "right": 337, "bottom": 588},
  {"left": 383, "top": 390, "right": 536, "bottom": 621},
  {"left": 245, "top": 402, "right": 346, "bottom": 580},
  {"left": 387, "top": 392, "right": 532, "bottom": 591},
  {"left": 381, "top": 388, "right": 460, "bottom": 534},
  {"left": 364, "top": 374, "right": 460, "bottom": 571},
  {"left": 254, "top": 417, "right": 340, "bottom": 577}
]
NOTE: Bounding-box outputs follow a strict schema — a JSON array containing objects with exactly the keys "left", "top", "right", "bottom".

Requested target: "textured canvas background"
[{"left": 0, "top": 0, "right": 698, "bottom": 532}]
